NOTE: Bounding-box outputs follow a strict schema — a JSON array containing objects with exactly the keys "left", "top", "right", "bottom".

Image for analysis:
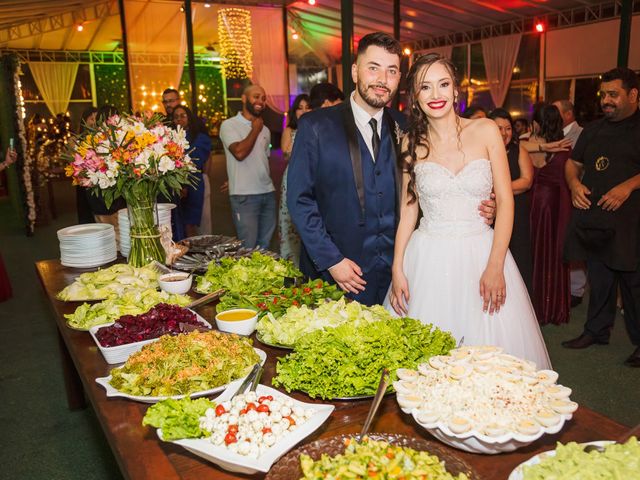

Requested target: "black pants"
[{"left": 584, "top": 259, "right": 640, "bottom": 346}]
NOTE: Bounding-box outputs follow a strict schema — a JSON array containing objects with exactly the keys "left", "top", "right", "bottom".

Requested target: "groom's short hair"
[{"left": 356, "top": 32, "right": 402, "bottom": 62}]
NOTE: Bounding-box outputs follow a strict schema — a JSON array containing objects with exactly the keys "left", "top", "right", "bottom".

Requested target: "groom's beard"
[{"left": 357, "top": 79, "right": 396, "bottom": 109}]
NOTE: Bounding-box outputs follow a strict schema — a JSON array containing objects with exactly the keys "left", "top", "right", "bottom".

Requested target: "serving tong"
[{"left": 231, "top": 363, "right": 264, "bottom": 400}]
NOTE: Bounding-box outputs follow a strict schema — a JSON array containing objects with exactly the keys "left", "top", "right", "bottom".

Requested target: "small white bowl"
[
  {"left": 158, "top": 272, "right": 193, "bottom": 295},
  {"left": 215, "top": 308, "right": 258, "bottom": 336}
]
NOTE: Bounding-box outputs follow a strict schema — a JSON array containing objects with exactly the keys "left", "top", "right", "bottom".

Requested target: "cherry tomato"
[
  {"left": 262, "top": 427, "right": 272, "bottom": 435},
  {"left": 292, "top": 300, "right": 300, "bottom": 307},
  {"left": 283, "top": 415, "right": 296, "bottom": 426},
  {"left": 258, "top": 302, "right": 268, "bottom": 310},
  {"left": 316, "top": 281, "right": 323, "bottom": 289},
  {"left": 303, "top": 287, "right": 311, "bottom": 294},
  {"left": 292, "top": 288, "right": 298, "bottom": 294},
  {"left": 224, "top": 433, "right": 237, "bottom": 445},
  {"left": 246, "top": 402, "right": 257, "bottom": 411},
  {"left": 258, "top": 395, "right": 273, "bottom": 403},
  {"left": 272, "top": 297, "right": 279, "bottom": 304},
  {"left": 227, "top": 424, "right": 239, "bottom": 435},
  {"left": 257, "top": 404, "right": 270, "bottom": 413},
  {"left": 215, "top": 405, "right": 226, "bottom": 417},
  {"left": 239, "top": 408, "right": 247, "bottom": 415}
]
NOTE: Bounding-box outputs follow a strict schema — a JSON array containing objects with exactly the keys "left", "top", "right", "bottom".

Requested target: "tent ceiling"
[{"left": 0, "top": 0, "right": 621, "bottom": 63}]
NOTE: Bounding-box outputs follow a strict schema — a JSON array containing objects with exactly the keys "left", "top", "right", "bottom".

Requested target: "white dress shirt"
[{"left": 350, "top": 92, "right": 384, "bottom": 162}]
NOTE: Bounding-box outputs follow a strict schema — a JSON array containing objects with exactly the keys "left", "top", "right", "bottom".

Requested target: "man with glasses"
[{"left": 162, "top": 88, "right": 181, "bottom": 120}]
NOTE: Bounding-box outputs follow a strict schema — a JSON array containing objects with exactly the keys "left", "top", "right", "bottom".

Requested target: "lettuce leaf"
[
  {"left": 273, "top": 317, "right": 456, "bottom": 399},
  {"left": 143, "top": 397, "right": 214, "bottom": 440}
]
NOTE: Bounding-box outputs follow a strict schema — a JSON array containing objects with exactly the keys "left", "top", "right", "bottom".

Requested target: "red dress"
[
  {"left": 0, "top": 253, "right": 12, "bottom": 302},
  {"left": 530, "top": 151, "right": 572, "bottom": 325}
]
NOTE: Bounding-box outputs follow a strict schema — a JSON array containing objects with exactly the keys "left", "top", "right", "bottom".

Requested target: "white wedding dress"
[{"left": 384, "top": 159, "right": 551, "bottom": 369}]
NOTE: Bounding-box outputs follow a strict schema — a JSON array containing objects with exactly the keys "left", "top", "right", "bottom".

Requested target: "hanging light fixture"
[{"left": 218, "top": 8, "right": 253, "bottom": 79}]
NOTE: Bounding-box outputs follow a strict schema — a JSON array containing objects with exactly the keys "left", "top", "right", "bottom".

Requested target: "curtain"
[
  {"left": 124, "top": 1, "right": 190, "bottom": 112},
  {"left": 29, "top": 62, "right": 79, "bottom": 116},
  {"left": 481, "top": 34, "right": 521, "bottom": 108},
  {"left": 250, "top": 7, "right": 288, "bottom": 114}
]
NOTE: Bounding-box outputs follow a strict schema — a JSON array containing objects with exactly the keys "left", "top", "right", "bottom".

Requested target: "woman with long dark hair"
[
  {"left": 386, "top": 53, "right": 550, "bottom": 368},
  {"left": 529, "top": 104, "right": 573, "bottom": 325},
  {"left": 489, "top": 108, "right": 534, "bottom": 294},
  {"left": 172, "top": 105, "right": 212, "bottom": 238},
  {"left": 279, "top": 94, "right": 311, "bottom": 264}
]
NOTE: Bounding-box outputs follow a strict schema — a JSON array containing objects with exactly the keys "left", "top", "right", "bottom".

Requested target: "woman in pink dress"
[{"left": 528, "top": 104, "right": 572, "bottom": 325}]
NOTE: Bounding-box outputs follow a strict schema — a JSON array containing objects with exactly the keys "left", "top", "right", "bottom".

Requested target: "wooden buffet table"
[{"left": 36, "top": 259, "right": 628, "bottom": 480}]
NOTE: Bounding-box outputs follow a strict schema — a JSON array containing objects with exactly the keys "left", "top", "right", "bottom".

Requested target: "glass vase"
[{"left": 123, "top": 183, "right": 166, "bottom": 267}]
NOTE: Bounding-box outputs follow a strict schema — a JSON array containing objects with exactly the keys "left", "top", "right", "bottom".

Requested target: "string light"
[
  {"left": 403, "top": 47, "right": 412, "bottom": 56},
  {"left": 308, "top": 0, "right": 316, "bottom": 4},
  {"left": 76, "top": 24, "right": 84, "bottom": 32},
  {"left": 292, "top": 32, "right": 299, "bottom": 40},
  {"left": 218, "top": 8, "right": 253, "bottom": 79}
]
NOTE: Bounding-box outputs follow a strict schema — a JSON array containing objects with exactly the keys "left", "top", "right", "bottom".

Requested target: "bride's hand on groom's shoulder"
[
  {"left": 390, "top": 270, "right": 410, "bottom": 316},
  {"left": 480, "top": 265, "right": 506, "bottom": 315}
]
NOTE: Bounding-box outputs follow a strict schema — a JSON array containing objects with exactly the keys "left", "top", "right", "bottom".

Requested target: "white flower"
[
  {"left": 158, "top": 156, "right": 176, "bottom": 174},
  {"left": 134, "top": 149, "right": 151, "bottom": 167}
]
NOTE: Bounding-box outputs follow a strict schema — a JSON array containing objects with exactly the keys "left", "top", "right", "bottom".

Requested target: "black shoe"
[
  {"left": 561, "top": 333, "right": 609, "bottom": 349},
  {"left": 624, "top": 347, "right": 640, "bottom": 367},
  {"left": 570, "top": 295, "right": 583, "bottom": 308}
]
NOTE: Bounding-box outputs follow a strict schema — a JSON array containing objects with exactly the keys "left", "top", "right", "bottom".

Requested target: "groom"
[{"left": 288, "top": 32, "right": 494, "bottom": 306}]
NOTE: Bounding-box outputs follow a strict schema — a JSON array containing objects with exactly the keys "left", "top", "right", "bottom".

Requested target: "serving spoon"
[
  {"left": 583, "top": 421, "right": 640, "bottom": 453},
  {"left": 358, "top": 368, "right": 391, "bottom": 441}
]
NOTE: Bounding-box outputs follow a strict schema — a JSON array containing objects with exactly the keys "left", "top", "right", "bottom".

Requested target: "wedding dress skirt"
[{"left": 384, "top": 159, "right": 551, "bottom": 369}]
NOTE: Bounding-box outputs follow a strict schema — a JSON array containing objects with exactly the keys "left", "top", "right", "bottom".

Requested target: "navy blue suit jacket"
[{"left": 287, "top": 101, "right": 406, "bottom": 280}]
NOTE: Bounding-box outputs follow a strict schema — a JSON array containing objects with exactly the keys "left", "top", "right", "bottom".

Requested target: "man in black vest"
[{"left": 562, "top": 67, "right": 640, "bottom": 367}]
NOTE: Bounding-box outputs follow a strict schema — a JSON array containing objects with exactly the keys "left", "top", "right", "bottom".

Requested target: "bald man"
[{"left": 219, "top": 85, "right": 276, "bottom": 249}]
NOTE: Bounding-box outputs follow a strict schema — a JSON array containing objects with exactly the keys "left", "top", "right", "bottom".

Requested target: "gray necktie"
[{"left": 369, "top": 118, "right": 380, "bottom": 159}]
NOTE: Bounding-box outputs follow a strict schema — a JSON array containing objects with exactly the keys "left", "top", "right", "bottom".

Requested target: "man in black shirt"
[{"left": 562, "top": 67, "right": 640, "bottom": 367}]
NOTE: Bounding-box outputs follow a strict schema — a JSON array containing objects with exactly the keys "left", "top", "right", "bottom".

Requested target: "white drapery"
[
  {"left": 481, "top": 34, "right": 521, "bottom": 108},
  {"left": 124, "top": 2, "right": 190, "bottom": 112},
  {"left": 250, "top": 7, "right": 289, "bottom": 114},
  {"left": 28, "top": 62, "right": 79, "bottom": 116}
]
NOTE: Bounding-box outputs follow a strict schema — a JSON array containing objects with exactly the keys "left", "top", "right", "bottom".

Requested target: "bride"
[{"left": 385, "top": 53, "right": 551, "bottom": 369}]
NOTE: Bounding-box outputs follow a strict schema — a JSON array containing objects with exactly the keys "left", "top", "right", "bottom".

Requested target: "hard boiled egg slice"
[
  {"left": 396, "top": 368, "right": 419, "bottom": 382},
  {"left": 516, "top": 419, "right": 541, "bottom": 436},
  {"left": 429, "top": 355, "right": 448, "bottom": 370},
  {"left": 449, "top": 364, "right": 472, "bottom": 380},
  {"left": 549, "top": 400, "right": 578, "bottom": 415},
  {"left": 417, "top": 362, "right": 434, "bottom": 376},
  {"left": 397, "top": 394, "right": 422, "bottom": 410},
  {"left": 483, "top": 423, "right": 508, "bottom": 438},
  {"left": 546, "top": 385, "right": 572, "bottom": 399},
  {"left": 449, "top": 416, "right": 473, "bottom": 434},
  {"left": 393, "top": 380, "right": 418, "bottom": 395},
  {"left": 536, "top": 370, "right": 560, "bottom": 385},
  {"left": 417, "top": 409, "right": 441, "bottom": 425},
  {"left": 534, "top": 409, "right": 562, "bottom": 428}
]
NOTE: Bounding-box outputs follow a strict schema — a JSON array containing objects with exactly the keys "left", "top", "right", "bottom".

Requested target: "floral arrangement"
[{"left": 64, "top": 112, "right": 196, "bottom": 266}]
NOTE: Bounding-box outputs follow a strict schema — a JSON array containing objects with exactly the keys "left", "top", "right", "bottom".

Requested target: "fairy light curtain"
[{"left": 28, "top": 62, "right": 79, "bottom": 116}]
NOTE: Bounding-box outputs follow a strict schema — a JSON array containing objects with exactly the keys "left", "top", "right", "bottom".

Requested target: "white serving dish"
[
  {"left": 215, "top": 308, "right": 259, "bottom": 336},
  {"left": 508, "top": 441, "right": 612, "bottom": 479},
  {"left": 88, "top": 310, "right": 211, "bottom": 364},
  {"left": 402, "top": 405, "right": 573, "bottom": 454},
  {"left": 95, "top": 348, "right": 267, "bottom": 403},
  {"left": 158, "top": 272, "right": 193, "bottom": 295},
  {"left": 159, "top": 384, "right": 335, "bottom": 475}
]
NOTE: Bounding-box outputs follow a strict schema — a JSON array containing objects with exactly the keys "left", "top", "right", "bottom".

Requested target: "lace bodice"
[{"left": 415, "top": 158, "right": 492, "bottom": 237}]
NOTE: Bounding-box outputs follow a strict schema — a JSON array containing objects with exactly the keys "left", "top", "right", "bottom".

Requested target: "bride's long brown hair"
[{"left": 402, "top": 53, "right": 462, "bottom": 204}]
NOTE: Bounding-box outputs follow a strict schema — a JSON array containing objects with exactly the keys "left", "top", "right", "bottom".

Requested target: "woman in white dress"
[{"left": 385, "top": 54, "right": 551, "bottom": 369}]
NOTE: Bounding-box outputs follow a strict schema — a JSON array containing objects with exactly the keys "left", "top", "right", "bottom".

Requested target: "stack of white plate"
[
  {"left": 58, "top": 224, "right": 118, "bottom": 268},
  {"left": 118, "top": 203, "right": 175, "bottom": 258}
]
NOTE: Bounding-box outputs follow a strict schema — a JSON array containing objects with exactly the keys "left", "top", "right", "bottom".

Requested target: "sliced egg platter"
[{"left": 395, "top": 346, "right": 577, "bottom": 446}]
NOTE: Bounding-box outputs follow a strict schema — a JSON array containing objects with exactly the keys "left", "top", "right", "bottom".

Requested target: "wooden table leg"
[{"left": 57, "top": 330, "right": 86, "bottom": 410}]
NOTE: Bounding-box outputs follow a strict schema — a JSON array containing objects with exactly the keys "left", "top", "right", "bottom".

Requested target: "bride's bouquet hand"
[
  {"left": 480, "top": 266, "right": 506, "bottom": 315},
  {"left": 390, "top": 269, "right": 410, "bottom": 316}
]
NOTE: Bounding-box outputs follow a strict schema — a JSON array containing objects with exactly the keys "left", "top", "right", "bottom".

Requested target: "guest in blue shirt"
[{"left": 172, "top": 105, "right": 212, "bottom": 238}]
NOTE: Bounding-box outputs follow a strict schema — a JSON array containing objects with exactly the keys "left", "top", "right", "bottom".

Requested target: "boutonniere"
[{"left": 394, "top": 121, "right": 405, "bottom": 146}]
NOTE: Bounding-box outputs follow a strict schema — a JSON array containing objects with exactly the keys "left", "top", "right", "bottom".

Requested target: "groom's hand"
[
  {"left": 329, "top": 258, "right": 366, "bottom": 294},
  {"left": 479, "top": 193, "right": 497, "bottom": 225}
]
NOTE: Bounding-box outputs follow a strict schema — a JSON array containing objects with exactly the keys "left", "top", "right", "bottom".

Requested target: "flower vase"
[{"left": 124, "top": 184, "right": 166, "bottom": 267}]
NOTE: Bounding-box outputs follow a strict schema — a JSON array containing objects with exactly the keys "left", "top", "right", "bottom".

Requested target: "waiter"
[{"left": 562, "top": 67, "right": 640, "bottom": 368}]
